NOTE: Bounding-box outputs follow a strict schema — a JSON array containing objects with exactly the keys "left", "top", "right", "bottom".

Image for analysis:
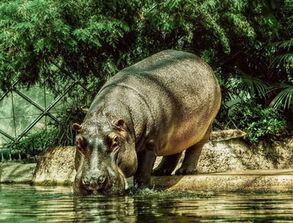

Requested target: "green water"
[{"left": 0, "top": 184, "right": 292, "bottom": 223}]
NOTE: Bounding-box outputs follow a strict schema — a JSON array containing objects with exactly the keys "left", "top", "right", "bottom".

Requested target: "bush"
[
  {"left": 0, "top": 0, "right": 291, "bottom": 146},
  {"left": 224, "top": 102, "right": 286, "bottom": 142},
  {"left": 5, "top": 129, "right": 57, "bottom": 158},
  {"left": 52, "top": 105, "right": 86, "bottom": 147},
  {"left": 5, "top": 106, "right": 86, "bottom": 157}
]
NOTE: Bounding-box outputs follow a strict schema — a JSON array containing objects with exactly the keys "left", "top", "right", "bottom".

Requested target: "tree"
[{"left": 0, "top": 0, "right": 291, "bottom": 143}]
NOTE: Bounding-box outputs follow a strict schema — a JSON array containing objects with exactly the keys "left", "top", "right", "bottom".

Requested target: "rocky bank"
[{"left": 1, "top": 130, "right": 292, "bottom": 192}]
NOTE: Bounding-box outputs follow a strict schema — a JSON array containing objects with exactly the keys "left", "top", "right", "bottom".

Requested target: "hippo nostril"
[
  {"left": 81, "top": 175, "right": 107, "bottom": 189},
  {"left": 98, "top": 175, "right": 106, "bottom": 185},
  {"left": 81, "top": 177, "right": 91, "bottom": 187},
  {"left": 81, "top": 178, "right": 90, "bottom": 186}
]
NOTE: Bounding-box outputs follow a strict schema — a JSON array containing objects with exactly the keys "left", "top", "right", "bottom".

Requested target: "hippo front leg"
[{"left": 134, "top": 148, "right": 156, "bottom": 188}]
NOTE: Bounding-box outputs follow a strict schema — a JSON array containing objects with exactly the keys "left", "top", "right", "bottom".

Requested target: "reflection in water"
[
  {"left": 0, "top": 184, "right": 292, "bottom": 223},
  {"left": 73, "top": 196, "right": 136, "bottom": 223}
]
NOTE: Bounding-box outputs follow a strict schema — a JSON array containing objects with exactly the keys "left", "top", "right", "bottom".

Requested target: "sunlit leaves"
[
  {"left": 0, "top": 0, "right": 291, "bottom": 143},
  {"left": 0, "top": 0, "right": 134, "bottom": 90},
  {"left": 224, "top": 12, "right": 255, "bottom": 39},
  {"left": 1, "top": 0, "right": 288, "bottom": 92}
]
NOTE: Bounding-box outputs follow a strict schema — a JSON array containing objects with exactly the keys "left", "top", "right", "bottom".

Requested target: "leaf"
[
  {"left": 235, "top": 70, "right": 269, "bottom": 98},
  {"left": 270, "top": 84, "right": 293, "bottom": 110}
]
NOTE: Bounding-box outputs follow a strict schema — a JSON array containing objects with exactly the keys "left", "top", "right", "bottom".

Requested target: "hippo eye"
[
  {"left": 106, "top": 134, "right": 120, "bottom": 152},
  {"left": 77, "top": 145, "right": 86, "bottom": 154},
  {"left": 76, "top": 135, "right": 87, "bottom": 154},
  {"left": 76, "top": 143, "right": 87, "bottom": 154}
]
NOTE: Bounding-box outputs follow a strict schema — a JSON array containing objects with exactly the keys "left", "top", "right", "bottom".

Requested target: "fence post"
[{"left": 1, "top": 152, "right": 4, "bottom": 162}]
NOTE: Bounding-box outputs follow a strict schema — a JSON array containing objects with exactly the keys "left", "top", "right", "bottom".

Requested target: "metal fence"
[{"left": 0, "top": 79, "right": 90, "bottom": 161}]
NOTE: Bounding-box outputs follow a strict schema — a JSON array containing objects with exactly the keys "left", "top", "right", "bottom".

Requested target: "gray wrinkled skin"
[{"left": 73, "top": 50, "right": 221, "bottom": 195}]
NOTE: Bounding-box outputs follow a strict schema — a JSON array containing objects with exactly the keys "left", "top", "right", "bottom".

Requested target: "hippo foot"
[
  {"left": 152, "top": 168, "right": 173, "bottom": 176},
  {"left": 175, "top": 168, "right": 198, "bottom": 175}
]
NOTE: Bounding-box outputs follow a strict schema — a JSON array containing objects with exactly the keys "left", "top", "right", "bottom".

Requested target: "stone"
[
  {"left": 210, "top": 129, "right": 247, "bottom": 141},
  {"left": 197, "top": 137, "right": 293, "bottom": 173},
  {"left": 154, "top": 131, "right": 293, "bottom": 174},
  {"left": 151, "top": 169, "right": 293, "bottom": 192},
  {"left": 30, "top": 131, "right": 293, "bottom": 191},
  {"left": 0, "top": 162, "right": 36, "bottom": 183},
  {"left": 32, "top": 146, "right": 76, "bottom": 185}
]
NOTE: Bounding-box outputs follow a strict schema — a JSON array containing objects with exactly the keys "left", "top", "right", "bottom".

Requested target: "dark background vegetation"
[{"left": 0, "top": 0, "right": 292, "bottom": 156}]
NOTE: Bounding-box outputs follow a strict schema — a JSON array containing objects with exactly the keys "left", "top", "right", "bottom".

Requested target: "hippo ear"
[
  {"left": 72, "top": 123, "right": 82, "bottom": 132},
  {"left": 114, "top": 119, "right": 128, "bottom": 132}
]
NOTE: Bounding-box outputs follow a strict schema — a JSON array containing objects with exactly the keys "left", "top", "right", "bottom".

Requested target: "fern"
[
  {"left": 273, "top": 38, "right": 293, "bottom": 50},
  {"left": 227, "top": 70, "right": 269, "bottom": 99},
  {"left": 270, "top": 84, "right": 293, "bottom": 110}
]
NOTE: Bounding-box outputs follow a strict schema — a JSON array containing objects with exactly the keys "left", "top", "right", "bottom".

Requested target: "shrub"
[
  {"left": 226, "top": 102, "right": 286, "bottom": 142},
  {"left": 5, "top": 129, "right": 57, "bottom": 158}
]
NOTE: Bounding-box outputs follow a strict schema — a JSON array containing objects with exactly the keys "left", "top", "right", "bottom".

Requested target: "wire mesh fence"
[{"left": 0, "top": 79, "right": 91, "bottom": 161}]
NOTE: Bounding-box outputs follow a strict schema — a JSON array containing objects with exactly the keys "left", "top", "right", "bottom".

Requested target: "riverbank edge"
[{"left": 1, "top": 162, "right": 292, "bottom": 193}]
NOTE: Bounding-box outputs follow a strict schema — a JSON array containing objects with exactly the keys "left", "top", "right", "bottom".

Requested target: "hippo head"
[{"left": 72, "top": 116, "right": 137, "bottom": 195}]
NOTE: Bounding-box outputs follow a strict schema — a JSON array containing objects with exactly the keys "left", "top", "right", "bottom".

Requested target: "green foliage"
[
  {"left": 225, "top": 72, "right": 269, "bottom": 100},
  {"left": 0, "top": 0, "right": 135, "bottom": 91},
  {"left": 53, "top": 105, "right": 86, "bottom": 147},
  {"left": 0, "top": 0, "right": 292, "bottom": 144},
  {"left": 270, "top": 83, "right": 293, "bottom": 110},
  {"left": 215, "top": 67, "right": 288, "bottom": 142},
  {"left": 4, "top": 104, "right": 85, "bottom": 157},
  {"left": 271, "top": 39, "right": 293, "bottom": 75},
  {"left": 223, "top": 102, "right": 286, "bottom": 142},
  {"left": 0, "top": 0, "right": 288, "bottom": 90},
  {"left": 6, "top": 130, "right": 57, "bottom": 156}
]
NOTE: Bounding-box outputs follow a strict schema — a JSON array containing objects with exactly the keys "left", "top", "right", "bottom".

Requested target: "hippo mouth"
[
  {"left": 82, "top": 187, "right": 110, "bottom": 195},
  {"left": 81, "top": 181, "right": 126, "bottom": 195},
  {"left": 76, "top": 181, "right": 126, "bottom": 195},
  {"left": 75, "top": 168, "right": 128, "bottom": 195}
]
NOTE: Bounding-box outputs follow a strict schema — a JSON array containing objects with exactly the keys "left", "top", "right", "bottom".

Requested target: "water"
[{"left": 0, "top": 184, "right": 292, "bottom": 223}]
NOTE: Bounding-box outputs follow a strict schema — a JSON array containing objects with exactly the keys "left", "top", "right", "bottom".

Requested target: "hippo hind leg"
[
  {"left": 152, "top": 153, "right": 182, "bottom": 176},
  {"left": 175, "top": 125, "right": 212, "bottom": 175},
  {"left": 175, "top": 143, "right": 204, "bottom": 175}
]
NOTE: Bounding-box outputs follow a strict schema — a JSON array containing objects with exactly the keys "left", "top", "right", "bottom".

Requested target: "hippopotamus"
[{"left": 73, "top": 50, "right": 221, "bottom": 195}]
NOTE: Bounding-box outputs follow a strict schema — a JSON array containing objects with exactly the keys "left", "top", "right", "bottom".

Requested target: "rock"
[
  {"left": 0, "top": 162, "right": 36, "bottom": 183},
  {"left": 31, "top": 132, "right": 293, "bottom": 187},
  {"left": 2, "top": 161, "right": 292, "bottom": 192},
  {"left": 197, "top": 137, "right": 293, "bottom": 173},
  {"left": 155, "top": 131, "right": 293, "bottom": 174},
  {"left": 32, "top": 146, "right": 76, "bottom": 185},
  {"left": 151, "top": 169, "right": 293, "bottom": 192},
  {"left": 210, "top": 129, "right": 247, "bottom": 141}
]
